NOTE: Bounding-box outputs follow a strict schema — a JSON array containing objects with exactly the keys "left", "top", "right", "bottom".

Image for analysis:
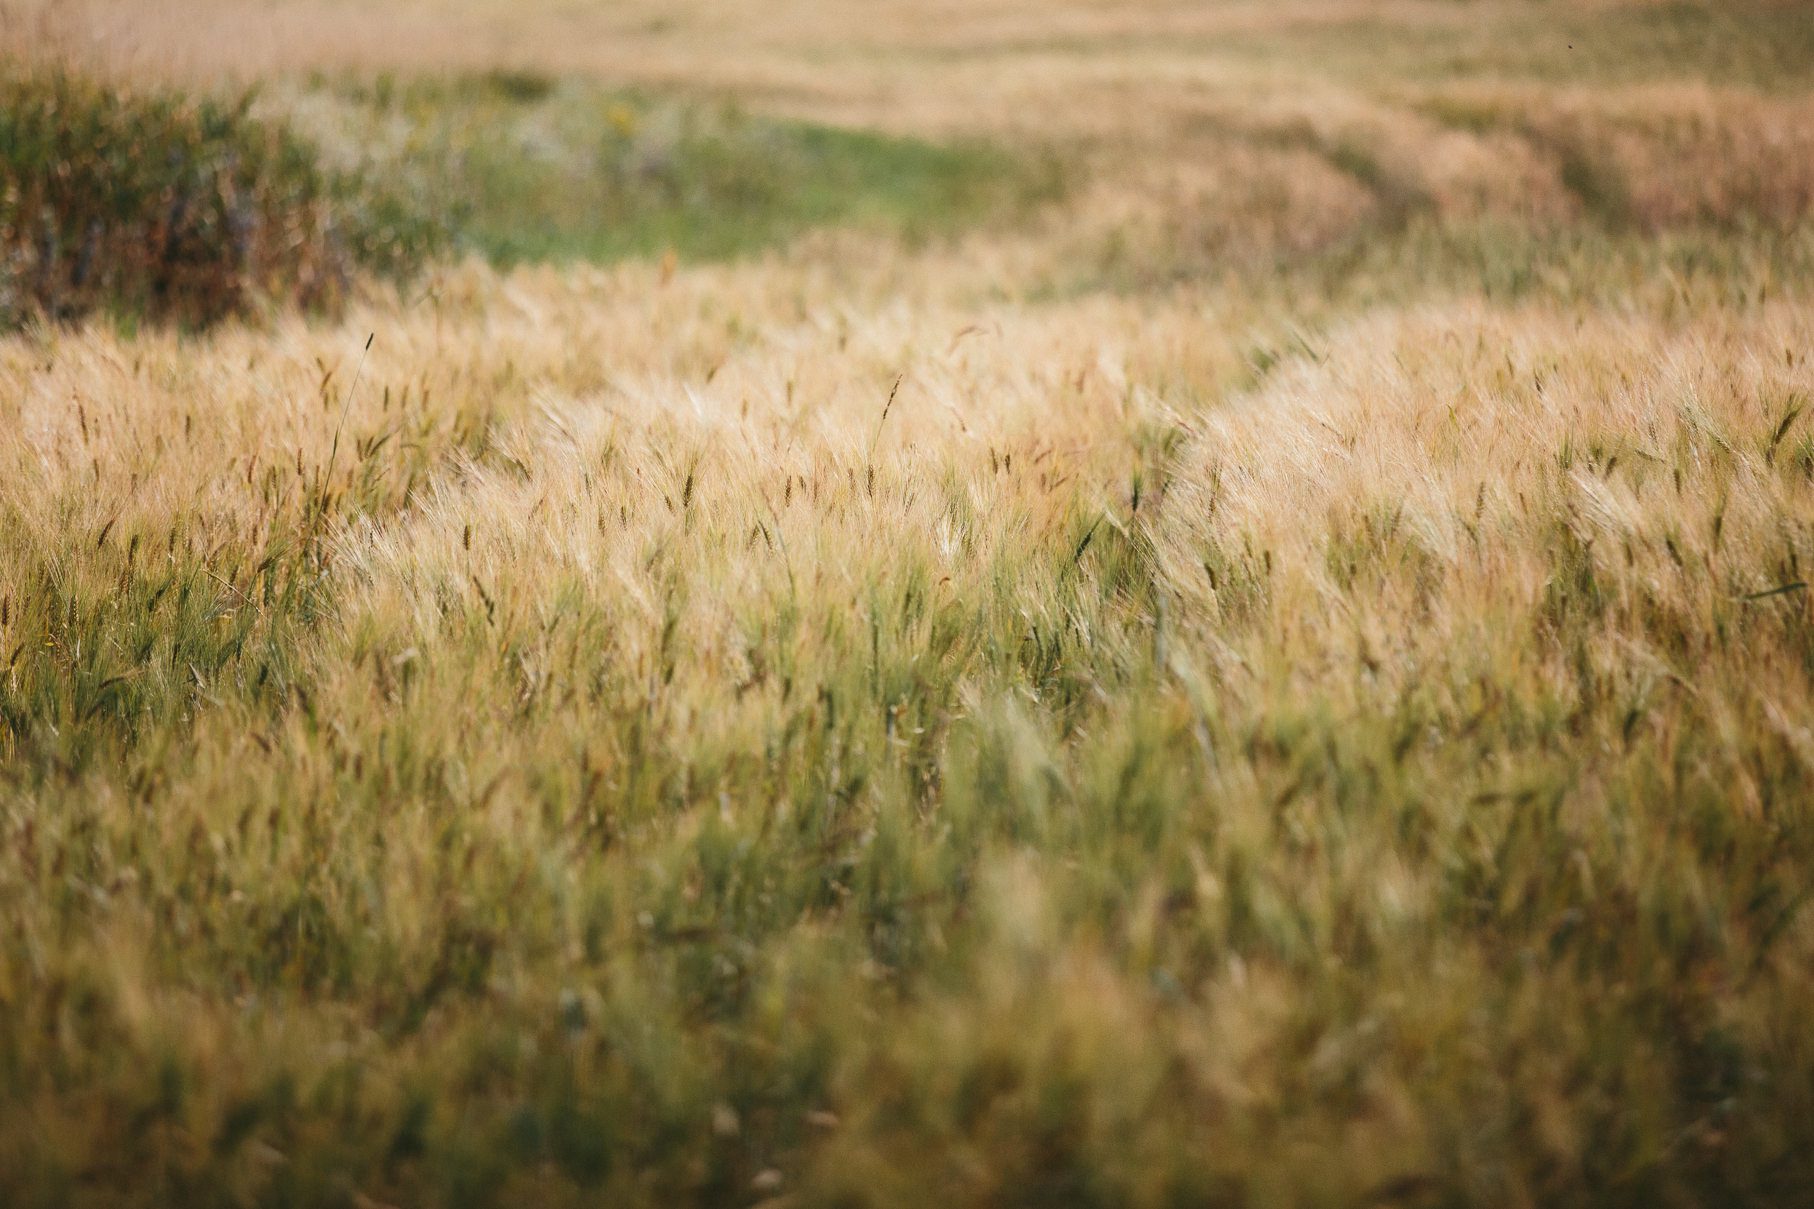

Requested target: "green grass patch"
[{"left": 307, "top": 73, "right": 1068, "bottom": 266}]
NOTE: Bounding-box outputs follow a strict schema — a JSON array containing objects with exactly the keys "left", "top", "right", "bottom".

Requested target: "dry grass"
[{"left": 4, "top": 2, "right": 1814, "bottom": 1206}]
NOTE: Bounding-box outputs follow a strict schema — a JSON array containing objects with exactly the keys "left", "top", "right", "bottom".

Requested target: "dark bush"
[{"left": 0, "top": 65, "right": 440, "bottom": 331}]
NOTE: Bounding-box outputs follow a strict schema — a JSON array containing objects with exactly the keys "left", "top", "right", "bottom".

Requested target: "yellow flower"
[{"left": 606, "top": 102, "right": 637, "bottom": 137}]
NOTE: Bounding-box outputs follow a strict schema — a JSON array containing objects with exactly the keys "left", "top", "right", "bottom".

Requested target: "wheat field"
[{"left": 4, "top": 2, "right": 1814, "bottom": 1206}]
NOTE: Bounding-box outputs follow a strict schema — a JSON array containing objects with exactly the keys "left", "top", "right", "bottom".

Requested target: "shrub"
[{"left": 0, "top": 65, "right": 439, "bottom": 331}]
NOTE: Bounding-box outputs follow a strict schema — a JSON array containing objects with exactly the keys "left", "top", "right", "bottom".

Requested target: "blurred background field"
[{"left": 3, "top": 2, "right": 1814, "bottom": 1207}]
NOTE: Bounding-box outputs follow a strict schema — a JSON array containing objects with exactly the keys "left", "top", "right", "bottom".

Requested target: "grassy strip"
[{"left": 295, "top": 72, "right": 1069, "bottom": 266}]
